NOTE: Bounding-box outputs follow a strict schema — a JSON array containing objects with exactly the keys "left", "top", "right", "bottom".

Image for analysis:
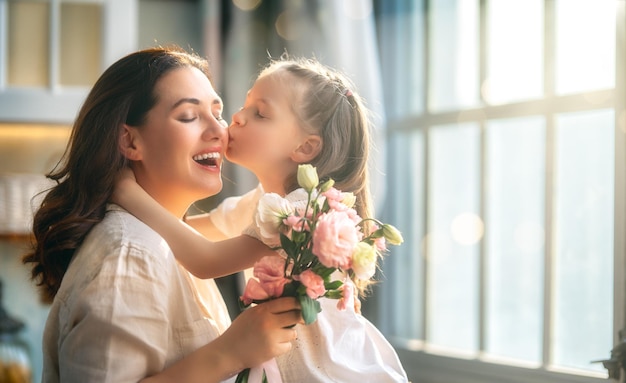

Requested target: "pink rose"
[
  {"left": 336, "top": 281, "right": 354, "bottom": 311},
  {"left": 322, "top": 187, "right": 342, "bottom": 202},
  {"left": 374, "top": 236, "right": 387, "bottom": 251},
  {"left": 312, "top": 210, "right": 360, "bottom": 269},
  {"left": 296, "top": 269, "right": 326, "bottom": 299},
  {"left": 283, "top": 214, "right": 310, "bottom": 232},
  {"left": 323, "top": 187, "right": 352, "bottom": 212},
  {"left": 241, "top": 278, "right": 271, "bottom": 305},
  {"left": 241, "top": 256, "right": 290, "bottom": 305}
]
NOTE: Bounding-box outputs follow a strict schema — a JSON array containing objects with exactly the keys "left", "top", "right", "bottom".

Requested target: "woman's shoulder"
[
  {"left": 103, "top": 204, "right": 170, "bottom": 246},
  {"left": 78, "top": 204, "right": 176, "bottom": 271},
  {"left": 54, "top": 205, "right": 179, "bottom": 305}
]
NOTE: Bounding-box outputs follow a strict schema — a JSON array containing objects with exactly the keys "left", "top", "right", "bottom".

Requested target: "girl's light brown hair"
[{"left": 259, "top": 56, "right": 377, "bottom": 295}]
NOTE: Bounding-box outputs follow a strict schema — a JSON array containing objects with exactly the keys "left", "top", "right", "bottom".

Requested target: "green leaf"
[
  {"left": 291, "top": 230, "right": 307, "bottom": 243},
  {"left": 282, "top": 281, "right": 299, "bottom": 297},
  {"left": 325, "top": 289, "right": 343, "bottom": 299},
  {"left": 316, "top": 266, "right": 336, "bottom": 279},
  {"left": 325, "top": 280, "right": 343, "bottom": 290},
  {"left": 280, "top": 233, "right": 297, "bottom": 258},
  {"left": 298, "top": 294, "right": 322, "bottom": 324},
  {"left": 235, "top": 368, "right": 249, "bottom": 383}
]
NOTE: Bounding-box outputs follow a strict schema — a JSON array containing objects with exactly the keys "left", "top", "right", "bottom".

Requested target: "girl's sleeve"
[{"left": 207, "top": 184, "right": 264, "bottom": 238}]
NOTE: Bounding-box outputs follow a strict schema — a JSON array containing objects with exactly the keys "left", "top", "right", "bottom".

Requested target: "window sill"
[{"left": 394, "top": 344, "right": 609, "bottom": 383}]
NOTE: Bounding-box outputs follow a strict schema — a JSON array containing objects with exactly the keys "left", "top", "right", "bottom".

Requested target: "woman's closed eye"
[{"left": 179, "top": 114, "right": 198, "bottom": 123}]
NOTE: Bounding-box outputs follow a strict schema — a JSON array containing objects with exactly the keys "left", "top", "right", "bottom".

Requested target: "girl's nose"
[{"left": 231, "top": 107, "right": 246, "bottom": 126}]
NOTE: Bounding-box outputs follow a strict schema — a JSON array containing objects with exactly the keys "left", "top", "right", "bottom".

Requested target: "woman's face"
[
  {"left": 131, "top": 66, "right": 228, "bottom": 216},
  {"left": 226, "top": 73, "right": 309, "bottom": 187}
]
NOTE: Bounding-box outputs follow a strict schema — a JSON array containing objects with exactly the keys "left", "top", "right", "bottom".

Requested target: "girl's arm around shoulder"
[
  {"left": 140, "top": 297, "right": 303, "bottom": 383},
  {"left": 185, "top": 183, "right": 264, "bottom": 240},
  {"left": 112, "top": 169, "right": 274, "bottom": 279}
]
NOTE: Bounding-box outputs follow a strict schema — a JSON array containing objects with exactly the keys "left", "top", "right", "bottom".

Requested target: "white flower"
[
  {"left": 297, "top": 164, "right": 319, "bottom": 192},
  {"left": 255, "top": 193, "right": 293, "bottom": 247},
  {"left": 351, "top": 242, "right": 377, "bottom": 280}
]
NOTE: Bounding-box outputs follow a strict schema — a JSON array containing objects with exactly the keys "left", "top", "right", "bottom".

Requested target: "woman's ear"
[
  {"left": 292, "top": 135, "right": 322, "bottom": 163},
  {"left": 119, "top": 124, "right": 142, "bottom": 161}
]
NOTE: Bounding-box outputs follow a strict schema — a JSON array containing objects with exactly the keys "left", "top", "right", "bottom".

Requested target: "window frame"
[{"left": 376, "top": 1, "right": 626, "bottom": 382}]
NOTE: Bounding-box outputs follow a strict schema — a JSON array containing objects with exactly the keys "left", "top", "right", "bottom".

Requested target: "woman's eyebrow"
[{"left": 172, "top": 98, "right": 200, "bottom": 109}]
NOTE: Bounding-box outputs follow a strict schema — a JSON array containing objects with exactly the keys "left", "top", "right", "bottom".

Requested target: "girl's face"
[
  {"left": 130, "top": 67, "right": 228, "bottom": 216},
  {"left": 226, "top": 73, "right": 311, "bottom": 191}
]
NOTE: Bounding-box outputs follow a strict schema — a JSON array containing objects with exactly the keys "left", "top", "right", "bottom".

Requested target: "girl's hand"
[
  {"left": 111, "top": 167, "right": 139, "bottom": 207},
  {"left": 217, "top": 297, "right": 302, "bottom": 370}
]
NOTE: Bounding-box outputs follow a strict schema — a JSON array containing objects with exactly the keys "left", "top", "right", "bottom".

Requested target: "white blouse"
[{"left": 42, "top": 205, "right": 235, "bottom": 383}]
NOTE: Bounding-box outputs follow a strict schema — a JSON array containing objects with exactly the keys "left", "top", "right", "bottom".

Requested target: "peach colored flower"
[
  {"left": 337, "top": 281, "right": 354, "bottom": 311},
  {"left": 241, "top": 256, "right": 290, "bottom": 305},
  {"left": 283, "top": 214, "right": 310, "bottom": 232},
  {"left": 296, "top": 269, "right": 326, "bottom": 299},
  {"left": 374, "top": 236, "right": 387, "bottom": 251},
  {"left": 312, "top": 210, "right": 360, "bottom": 269},
  {"left": 241, "top": 279, "right": 271, "bottom": 306},
  {"left": 323, "top": 187, "right": 356, "bottom": 212}
]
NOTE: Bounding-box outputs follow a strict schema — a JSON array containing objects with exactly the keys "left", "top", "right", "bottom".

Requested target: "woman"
[{"left": 22, "top": 46, "right": 301, "bottom": 383}]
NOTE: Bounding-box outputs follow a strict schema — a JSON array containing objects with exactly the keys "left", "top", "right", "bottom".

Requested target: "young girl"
[{"left": 114, "top": 56, "right": 408, "bottom": 382}]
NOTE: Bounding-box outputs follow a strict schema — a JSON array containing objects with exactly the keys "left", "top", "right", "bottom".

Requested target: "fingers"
[
  {"left": 262, "top": 296, "right": 300, "bottom": 314},
  {"left": 256, "top": 297, "right": 303, "bottom": 328}
]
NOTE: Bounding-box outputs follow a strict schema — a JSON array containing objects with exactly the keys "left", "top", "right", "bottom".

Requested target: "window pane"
[
  {"left": 485, "top": 0, "right": 543, "bottom": 104},
  {"left": 555, "top": 0, "right": 615, "bottom": 94},
  {"left": 385, "top": 129, "right": 425, "bottom": 341},
  {"left": 427, "top": 123, "right": 480, "bottom": 351},
  {"left": 139, "top": 0, "right": 203, "bottom": 55},
  {"left": 8, "top": 1, "right": 49, "bottom": 86},
  {"left": 428, "top": 0, "right": 479, "bottom": 112},
  {"left": 375, "top": 1, "right": 425, "bottom": 119},
  {"left": 485, "top": 117, "right": 545, "bottom": 363},
  {"left": 60, "top": 3, "right": 102, "bottom": 86},
  {"left": 553, "top": 110, "right": 614, "bottom": 372}
]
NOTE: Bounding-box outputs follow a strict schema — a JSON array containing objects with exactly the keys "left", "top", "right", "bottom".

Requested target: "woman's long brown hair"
[{"left": 22, "top": 46, "right": 212, "bottom": 303}]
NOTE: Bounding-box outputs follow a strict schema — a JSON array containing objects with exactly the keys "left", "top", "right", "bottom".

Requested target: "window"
[
  {"left": 0, "top": 0, "right": 136, "bottom": 123},
  {"left": 374, "top": 1, "right": 624, "bottom": 382}
]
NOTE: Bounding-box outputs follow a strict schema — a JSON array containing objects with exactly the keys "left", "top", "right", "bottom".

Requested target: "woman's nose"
[{"left": 202, "top": 117, "right": 228, "bottom": 143}]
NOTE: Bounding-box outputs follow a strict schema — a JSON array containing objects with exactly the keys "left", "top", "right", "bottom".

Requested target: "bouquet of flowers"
[
  {"left": 235, "top": 164, "right": 403, "bottom": 383},
  {"left": 241, "top": 164, "right": 403, "bottom": 322}
]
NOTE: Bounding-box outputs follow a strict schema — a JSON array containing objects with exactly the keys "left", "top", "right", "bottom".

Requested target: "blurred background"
[{"left": 0, "top": 0, "right": 624, "bottom": 382}]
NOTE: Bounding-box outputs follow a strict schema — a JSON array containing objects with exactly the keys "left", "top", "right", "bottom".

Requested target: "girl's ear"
[
  {"left": 292, "top": 135, "right": 322, "bottom": 163},
  {"left": 119, "top": 124, "right": 143, "bottom": 161}
]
